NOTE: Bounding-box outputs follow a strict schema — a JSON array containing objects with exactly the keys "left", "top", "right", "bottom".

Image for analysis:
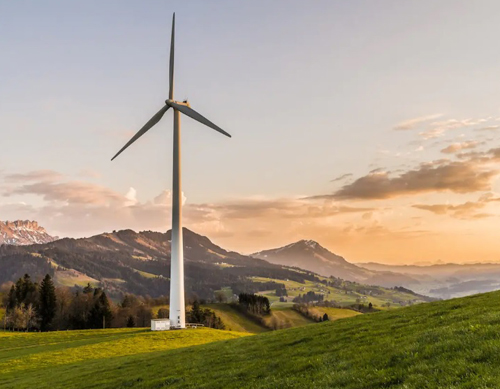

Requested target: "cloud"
[
  {"left": 418, "top": 118, "right": 492, "bottom": 139},
  {"left": 6, "top": 181, "right": 126, "bottom": 206},
  {"left": 1, "top": 169, "right": 381, "bottom": 247},
  {"left": 193, "top": 198, "right": 374, "bottom": 220},
  {"left": 331, "top": 173, "right": 352, "bottom": 182},
  {"left": 393, "top": 114, "right": 443, "bottom": 131},
  {"left": 474, "top": 125, "right": 500, "bottom": 132},
  {"left": 412, "top": 194, "right": 500, "bottom": 219},
  {"left": 314, "top": 151, "right": 500, "bottom": 200},
  {"left": 4, "top": 170, "right": 64, "bottom": 182},
  {"left": 441, "top": 141, "right": 480, "bottom": 154}
]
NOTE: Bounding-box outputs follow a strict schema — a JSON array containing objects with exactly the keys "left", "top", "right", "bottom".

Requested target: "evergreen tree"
[
  {"left": 323, "top": 313, "right": 329, "bottom": 321},
  {"left": 7, "top": 285, "right": 17, "bottom": 311},
  {"left": 126, "top": 315, "right": 136, "bottom": 327},
  {"left": 188, "top": 300, "right": 203, "bottom": 323},
  {"left": 39, "top": 274, "right": 57, "bottom": 331},
  {"left": 89, "top": 291, "right": 113, "bottom": 329}
]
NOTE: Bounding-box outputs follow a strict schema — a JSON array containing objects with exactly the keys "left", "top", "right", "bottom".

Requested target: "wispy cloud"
[
  {"left": 474, "top": 125, "right": 500, "bottom": 132},
  {"left": 331, "top": 173, "right": 352, "bottom": 182},
  {"left": 418, "top": 118, "right": 480, "bottom": 139},
  {"left": 4, "top": 170, "right": 64, "bottom": 182},
  {"left": 393, "top": 114, "right": 443, "bottom": 131},
  {"left": 413, "top": 194, "right": 500, "bottom": 219},
  {"left": 441, "top": 140, "right": 480, "bottom": 154}
]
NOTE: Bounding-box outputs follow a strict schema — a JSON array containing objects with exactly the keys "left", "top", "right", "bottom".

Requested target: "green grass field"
[
  {"left": 2, "top": 291, "right": 500, "bottom": 388},
  {"left": 308, "top": 306, "right": 362, "bottom": 321},
  {"left": 263, "top": 306, "right": 314, "bottom": 329},
  {"left": 0, "top": 327, "right": 248, "bottom": 388},
  {"left": 203, "top": 304, "right": 268, "bottom": 333},
  {"left": 251, "top": 276, "right": 422, "bottom": 308}
]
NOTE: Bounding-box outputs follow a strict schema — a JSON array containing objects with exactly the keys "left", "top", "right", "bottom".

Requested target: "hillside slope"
[
  {"left": 2, "top": 291, "right": 500, "bottom": 388},
  {"left": 0, "top": 228, "right": 325, "bottom": 299},
  {"left": 253, "top": 240, "right": 419, "bottom": 287}
]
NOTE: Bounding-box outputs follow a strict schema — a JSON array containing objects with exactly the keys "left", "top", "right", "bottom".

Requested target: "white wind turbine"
[{"left": 111, "top": 13, "right": 231, "bottom": 329}]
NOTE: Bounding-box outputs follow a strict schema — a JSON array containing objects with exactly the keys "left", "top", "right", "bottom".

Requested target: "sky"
[{"left": 2, "top": 0, "right": 500, "bottom": 264}]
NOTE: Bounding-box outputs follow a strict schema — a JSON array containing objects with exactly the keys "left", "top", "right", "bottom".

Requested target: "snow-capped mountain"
[
  {"left": 0, "top": 220, "right": 58, "bottom": 245},
  {"left": 252, "top": 240, "right": 419, "bottom": 287}
]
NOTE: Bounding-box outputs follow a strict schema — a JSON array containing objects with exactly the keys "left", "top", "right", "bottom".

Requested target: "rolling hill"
[{"left": 2, "top": 290, "right": 500, "bottom": 388}]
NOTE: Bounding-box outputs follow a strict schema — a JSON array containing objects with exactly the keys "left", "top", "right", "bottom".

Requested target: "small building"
[{"left": 151, "top": 319, "right": 171, "bottom": 331}]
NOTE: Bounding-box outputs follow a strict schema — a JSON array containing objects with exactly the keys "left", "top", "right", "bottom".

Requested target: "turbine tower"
[{"left": 111, "top": 13, "right": 231, "bottom": 329}]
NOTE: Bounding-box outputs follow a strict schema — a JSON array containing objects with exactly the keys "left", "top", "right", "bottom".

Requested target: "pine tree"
[
  {"left": 7, "top": 285, "right": 17, "bottom": 311},
  {"left": 188, "top": 300, "right": 203, "bottom": 323},
  {"left": 323, "top": 313, "right": 329, "bottom": 321},
  {"left": 126, "top": 315, "right": 136, "bottom": 327},
  {"left": 89, "top": 291, "right": 113, "bottom": 328},
  {"left": 39, "top": 274, "right": 57, "bottom": 331}
]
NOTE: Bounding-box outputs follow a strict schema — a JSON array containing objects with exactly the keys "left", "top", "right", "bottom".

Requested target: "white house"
[{"left": 151, "top": 319, "right": 171, "bottom": 331}]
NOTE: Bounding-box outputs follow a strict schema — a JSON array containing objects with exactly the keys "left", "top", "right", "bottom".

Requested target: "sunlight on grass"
[{"left": 0, "top": 327, "right": 249, "bottom": 374}]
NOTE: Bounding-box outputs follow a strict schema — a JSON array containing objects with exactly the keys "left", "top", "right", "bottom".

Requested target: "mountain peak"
[
  {"left": 297, "top": 239, "right": 320, "bottom": 249},
  {"left": 0, "top": 220, "right": 58, "bottom": 246}
]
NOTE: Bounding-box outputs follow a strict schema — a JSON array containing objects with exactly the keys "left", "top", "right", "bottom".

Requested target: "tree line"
[
  {"left": 293, "top": 291, "right": 324, "bottom": 303},
  {"left": 1, "top": 274, "right": 228, "bottom": 331}
]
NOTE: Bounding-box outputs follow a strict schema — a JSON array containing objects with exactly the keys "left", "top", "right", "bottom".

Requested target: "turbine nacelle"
[{"left": 165, "top": 99, "right": 191, "bottom": 108}]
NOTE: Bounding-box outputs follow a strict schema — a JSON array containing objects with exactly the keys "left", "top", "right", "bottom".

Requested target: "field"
[
  {"left": 262, "top": 306, "right": 314, "bottom": 329},
  {"left": 252, "top": 276, "right": 426, "bottom": 309},
  {"left": 53, "top": 269, "right": 99, "bottom": 288},
  {"left": 2, "top": 290, "right": 500, "bottom": 388},
  {"left": 0, "top": 327, "right": 248, "bottom": 388},
  {"left": 307, "top": 306, "right": 361, "bottom": 321},
  {"left": 203, "top": 304, "right": 268, "bottom": 333}
]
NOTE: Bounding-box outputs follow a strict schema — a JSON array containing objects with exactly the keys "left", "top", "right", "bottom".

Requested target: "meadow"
[
  {"left": 252, "top": 276, "right": 423, "bottom": 308},
  {"left": 2, "top": 290, "right": 500, "bottom": 388}
]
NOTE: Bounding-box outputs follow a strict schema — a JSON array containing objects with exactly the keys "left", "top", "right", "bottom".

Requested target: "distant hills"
[
  {"left": 252, "top": 239, "right": 419, "bottom": 287},
  {"left": 0, "top": 220, "right": 58, "bottom": 245},
  {"left": 358, "top": 262, "right": 500, "bottom": 298},
  {"left": 3, "top": 220, "right": 497, "bottom": 300},
  {"left": 0, "top": 226, "right": 430, "bottom": 306}
]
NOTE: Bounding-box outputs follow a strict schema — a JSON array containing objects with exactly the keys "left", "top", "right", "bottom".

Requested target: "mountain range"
[
  {"left": 0, "top": 221, "right": 432, "bottom": 305},
  {"left": 0, "top": 220, "right": 58, "bottom": 245},
  {"left": 2, "top": 220, "right": 498, "bottom": 300}
]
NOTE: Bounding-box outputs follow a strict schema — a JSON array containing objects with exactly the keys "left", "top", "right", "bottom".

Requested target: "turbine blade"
[
  {"left": 169, "top": 13, "right": 175, "bottom": 100},
  {"left": 169, "top": 102, "right": 231, "bottom": 138},
  {"left": 111, "top": 105, "right": 170, "bottom": 161}
]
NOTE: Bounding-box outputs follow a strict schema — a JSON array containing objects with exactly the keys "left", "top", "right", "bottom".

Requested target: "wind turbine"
[{"left": 111, "top": 13, "right": 231, "bottom": 329}]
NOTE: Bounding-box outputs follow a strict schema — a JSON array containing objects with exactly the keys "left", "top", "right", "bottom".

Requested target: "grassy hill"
[
  {"left": 3, "top": 291, "right": 500, "bottom": 388},
  {"left": 203, "top": 304, "right": 268, "bottom": 333},
  {"left": 0, "top": 328, "right": 248, "bottom": 388},
  {"left": 252, "top": 276, "right": 427, "bottom": 309},
  {"left": 262, "top": 305, "right": 314, "bottom": 329}
]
